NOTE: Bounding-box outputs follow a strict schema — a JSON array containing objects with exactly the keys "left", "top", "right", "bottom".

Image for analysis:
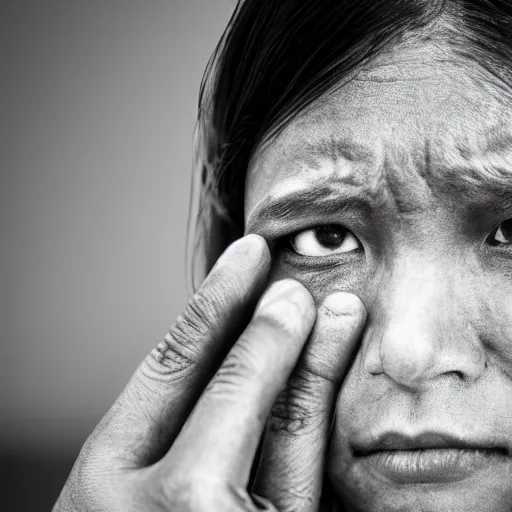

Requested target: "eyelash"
[
  {"left": 274, "top": 225, "right": 363, "bottom": 264},
  {"left": 272, "top": 217, "right": 512, "bottom": 268},
  {"left": 275, "top": 249, "right": 362, "bottom": 273},
  {"left": 487, "top": 219, "right": 512, "bottom": 248}
]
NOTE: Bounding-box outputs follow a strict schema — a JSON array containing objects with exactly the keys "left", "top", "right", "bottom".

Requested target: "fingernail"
[
  {"left": 212, "top": 234, "right": 267, "bottom": 271},
  {"left": 257, "top": 279, "right": 308, "bottom": 311},
  {"left": 321, "top": 292, "right": 366, "bottom": 319}
]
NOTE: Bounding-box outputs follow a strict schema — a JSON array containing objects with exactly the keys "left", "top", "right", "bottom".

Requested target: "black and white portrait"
[{"left": 6, "top": 2, "right": 512, "bottom": 511}]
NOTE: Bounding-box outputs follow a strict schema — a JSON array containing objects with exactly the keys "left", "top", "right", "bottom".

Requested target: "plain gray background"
[{"left": 2, "top": 1, "right": 236, "bottom": 508}]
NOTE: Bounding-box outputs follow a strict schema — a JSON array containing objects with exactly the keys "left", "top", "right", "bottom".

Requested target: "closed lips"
[
  {"left": 351, "top": 432, "right": 510, "bottom": 484},
  {"left": 352, "top": 431, "right": 509, "bottom": 455}
]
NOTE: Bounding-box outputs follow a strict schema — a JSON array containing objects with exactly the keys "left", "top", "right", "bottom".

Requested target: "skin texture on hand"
[
  {"left": 253, "top": 292, "right": 365, "bottom": 511},
  {"left": 53, "top": 234, "right": 366, "bottom": 512}
]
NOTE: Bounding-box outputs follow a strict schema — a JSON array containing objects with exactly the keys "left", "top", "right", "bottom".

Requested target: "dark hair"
[{"left": 186, "top": 0, "right": 512, "bottom": 293}]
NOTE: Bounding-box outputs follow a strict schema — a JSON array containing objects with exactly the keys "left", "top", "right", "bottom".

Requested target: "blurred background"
[{"left": 2, "top": 1, "right": 235, "bottom": 509}]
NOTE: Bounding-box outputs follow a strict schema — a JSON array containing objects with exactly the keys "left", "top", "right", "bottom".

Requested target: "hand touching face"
[
  {"left": 54, "top": 235, "right": 366, "bottom": 512},
  {"left": 245, "top": 39, "right": 512, "bottom": 511}
]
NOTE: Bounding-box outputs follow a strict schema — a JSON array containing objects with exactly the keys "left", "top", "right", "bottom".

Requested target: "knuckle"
[
  {"left": 181, "top": 287, "right": 222, "bottom": 338},
  {"left": 145, "top": 333, "right": 197, "bottom": 380},
  {"left": 130, "top": 469, "right": 177, "bottom": 512},
  {"left": 158, "top": 471, "right": 220, "bottom": 512},
  {"left": 267, "top": 369, "right": 327, "bottom": 436},
  {"left": 135, "top": 273, "right": 242, "bottom": 397},
  {"left": 171, "top": 280, "right": 231, "bottom": 346},
  {"left": 143, "top": 283, "right": 232, "bottom": 381},
  {"left": 196, "top": 268, "right": 241, "bottom": 324}
]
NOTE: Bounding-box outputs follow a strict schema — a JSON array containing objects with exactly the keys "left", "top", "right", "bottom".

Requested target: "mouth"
[{"left": 352, "top": 432, "right": 510, "bottom": 485}]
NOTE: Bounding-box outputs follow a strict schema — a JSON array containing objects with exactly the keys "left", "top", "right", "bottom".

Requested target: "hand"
[{"left": 53, "top": 234, "right": 366, "bottom": 512}]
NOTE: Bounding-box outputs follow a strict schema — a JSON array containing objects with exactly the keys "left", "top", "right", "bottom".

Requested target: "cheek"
[
  {"left": 267, "top": 257, "right": 368, "bottom": 306},
  {"left": 324, "top": 263, "right": 512, "bottom": 504},
  {"left": 470, "top": 281, "right": 512, "bottom": 375}
]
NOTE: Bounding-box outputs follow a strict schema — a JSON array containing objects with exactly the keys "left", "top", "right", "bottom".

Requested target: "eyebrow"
[
  {"left": 246, "top": 184, "right": 374, "bottom": 234},
  {"left": 246, "top": 129, "right": 512, "bottom": 234}
]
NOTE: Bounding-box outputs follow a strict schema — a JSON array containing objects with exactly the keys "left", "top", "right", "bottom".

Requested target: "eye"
[
  {"left": 288, "top": 224, "right": 361, "bottom": 257},
  {"left": 488, "top": 219, "right": 512, "bottom": 246}
]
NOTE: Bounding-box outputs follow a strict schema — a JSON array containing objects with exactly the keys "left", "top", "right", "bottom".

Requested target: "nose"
[{"left": 362, "top": 254, "right": 486, "bottom": 390}]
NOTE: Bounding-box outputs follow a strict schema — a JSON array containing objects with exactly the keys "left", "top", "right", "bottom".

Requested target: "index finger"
[
  {"left": 165, "top": 279, "right": 317, "bottom": 487},
  {"left": 253, "top": 292, "right": 367, "bottom": 512},
  {"left": 87, "top": 234, "right": 271, "bottom": 467}
]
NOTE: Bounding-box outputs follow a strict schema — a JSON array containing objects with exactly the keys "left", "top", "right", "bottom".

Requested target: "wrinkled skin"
[
  {"left": 53, "top": 232, "right": 367, "bottom": 512},
  {"left": 245, "top": 38, "right": 512, "bottom": 511}
]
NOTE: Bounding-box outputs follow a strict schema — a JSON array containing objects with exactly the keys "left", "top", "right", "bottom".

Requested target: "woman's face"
[{"left": 244, "top": 40, "right": 512, "bottom": 512}]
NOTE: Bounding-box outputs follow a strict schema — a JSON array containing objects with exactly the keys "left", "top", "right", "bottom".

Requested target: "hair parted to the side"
[{"left": 186, "top": 0, "right": 512, "bottom": 295}]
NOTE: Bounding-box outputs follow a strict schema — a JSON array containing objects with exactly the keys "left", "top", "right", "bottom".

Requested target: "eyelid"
[
  {"left": 247, "top": 198, "right": 373, "bottom": 245},
  {"left": 276, "top": 241, "right": 363, "bottom": 272},
  {"left": 246, "top": 188, "right": 373, "bottom": 235}
]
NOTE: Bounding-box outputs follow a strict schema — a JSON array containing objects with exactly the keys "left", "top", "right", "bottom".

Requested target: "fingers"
[
  {"left": 88, "top": 234, "right": 271, "bottom": 467},
  {"left": 164, "top": 279, "right": 317, "bottom": 488},
  {"left": 252, "top": 292, "right": 367, "bottom": 512}
]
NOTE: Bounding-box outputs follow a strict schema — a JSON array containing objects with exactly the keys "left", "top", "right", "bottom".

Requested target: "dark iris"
[
  {"left": 501, "top": 219, "right": 512, "bottom": 242},
  {"left": 315, "top": 225, "right": 347, "bottom": 248},
  {"left": 489, "top": 218, "right": 512, "bottom": 246}
]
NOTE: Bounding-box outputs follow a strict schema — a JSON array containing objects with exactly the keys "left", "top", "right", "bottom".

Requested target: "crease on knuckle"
[
  {"left": 192, "top": 272, "right": 237, "bottom": 330},
  {"left": 181, "top": 288, "right": 219, "bottom": 338},
  {"left": 145, "top": 334, "right": 197, "bottom": 381},
  {"left": 173, "top": 284, "right": 230, "bottom": 343},
  {"left": 161, "top": 472, "right": 219, "bottom": 512},
  {"left": 267, "top": 370, "right": 327, "bottom": 436},
  {"left": 144, "top": 286, "right": 230, "bottom": 380}
]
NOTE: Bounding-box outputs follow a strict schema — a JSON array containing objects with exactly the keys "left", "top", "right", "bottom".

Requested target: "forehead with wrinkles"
[{"left": 245, "top": 40, "right": 512, "bottom": 223}]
